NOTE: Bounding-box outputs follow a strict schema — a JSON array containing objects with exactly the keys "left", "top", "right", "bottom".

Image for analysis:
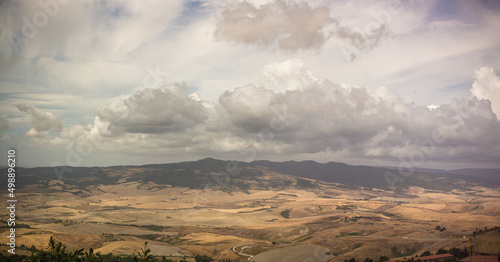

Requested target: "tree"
[
  {"left": 420, "top": 251, "right": 432, "bottom": 257},
  {"left": 436, "top": 248, "right": 448, "bottom": 255},
  {"left": 28, "top": 236, "right": 83, "bottom": 262},
  {"left": 194, "top": 254, "right": 214, "bottom": 262},
  {"left": 449, "top": 247, "right": 467, "bottom": 260},
  {"left": 84, "top": 248, "right": 99, "bottom": 262},
  {"left": 134, "top": 242, "right": 154, "bottom": 262},
  {"left": 0, "top": 254, "right": 28, "bottom": 261},
  {"left": 379, "top": 256, "right": 390, "bottom": 261},
  {"left": 280, "top": 209, "right": 290, "bottom": 219}
]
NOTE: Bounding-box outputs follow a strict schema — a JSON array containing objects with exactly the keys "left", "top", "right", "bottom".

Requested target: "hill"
[
  {"left": 3, "top": 158, "right": 499, "bottom": 193},
  {"left": 1, "top": 158, "right": 498, "bottom": 261}
]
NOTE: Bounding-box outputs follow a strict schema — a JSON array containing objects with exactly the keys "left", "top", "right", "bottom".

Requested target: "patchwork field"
[{"left": 2, "top": 179, "right": 499, "bottom": 261}]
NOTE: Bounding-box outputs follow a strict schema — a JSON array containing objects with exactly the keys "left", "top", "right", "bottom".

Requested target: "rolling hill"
[{"left": 3, "top": 158, "right": 499, "bottom": 193}]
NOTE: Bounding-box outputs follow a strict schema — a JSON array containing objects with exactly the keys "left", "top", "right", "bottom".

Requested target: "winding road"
[{"left": 232, "top": 244, "right": 254, "bottom": 261}]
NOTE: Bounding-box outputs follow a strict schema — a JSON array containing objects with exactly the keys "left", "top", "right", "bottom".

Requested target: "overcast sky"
[{"left": 1, "top": 0, "right": 499, "bottom": 169}]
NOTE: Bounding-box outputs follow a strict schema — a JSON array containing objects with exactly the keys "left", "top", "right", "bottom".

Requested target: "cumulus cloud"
[
  {"left": 20, "top": 61, "right": 500, "bottom": 166},
  {"left": 17, "top": 105, "right": 63, "bottom": 135},
  {"left": 260, "top": 58, "right": 317, "bottom": 92},
  {"left": 217, "top": 78, "right": 500, "bottom": 162},
  {"left": 471, "top": 67, "right": 500, "bottom": 119},
  {"left": 94, "top": 84, "right": 209, "bottom": 136},
  {"left": 216, "top": 61, "right": 500, "bottom": 163},
  {"left": 219, "top": 84, "right": 276, "bottom": 133},
  {"left": 214, "top": 0, "right": 335, "bottom": 51}
]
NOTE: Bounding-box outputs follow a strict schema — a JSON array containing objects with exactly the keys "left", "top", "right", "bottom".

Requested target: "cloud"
[
  {"left": 219, "top": 84, "right": 276, "bottom": 133},
  {"left": 0, "top": 117, "right": 9, "bottom": 131},
  {"left": 0, "top": 0, "right": 184, "bottom": 60},
  {"left": 471, "top": 67, "right": 500, "bottom": 119},
  {"left": 14, "top": 61, "right": 500, "bottom": 167},
  {"left": 334, "top": 23, "right": 391, "bottom": 61},
  {"left": 191, "top": 65, "right": 485, "bottom": 163},
  {"left": 215, "top": 62, "right": 500, "bottom": 163},
  {"left": 260, "top": 58, "right": 317, "bottom": 92},
  {"left": 214, "top": 0, "right": 335, "bottom": 51},
  {"left": 17, "top": 105, "right": 63, "bottom": 135},
  {"left": 94, "top": 84, "right": 209, "bottom": 136},
  {"left": 214, "top": 0, "right": 395, "bottom": 58}
]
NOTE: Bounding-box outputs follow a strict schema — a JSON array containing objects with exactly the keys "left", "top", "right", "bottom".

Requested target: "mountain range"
[{"left": 4, "top": 158, "right": 499, "bottom": 193}]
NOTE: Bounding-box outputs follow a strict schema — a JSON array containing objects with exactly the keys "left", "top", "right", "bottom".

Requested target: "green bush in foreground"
[{"left": 0, "top": 237, "right": 237, "bottom": 262}]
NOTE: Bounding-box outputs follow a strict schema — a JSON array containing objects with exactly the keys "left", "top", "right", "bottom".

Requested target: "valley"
[{"left": 1, "top": 159, "right": 499, "bottom": 261}]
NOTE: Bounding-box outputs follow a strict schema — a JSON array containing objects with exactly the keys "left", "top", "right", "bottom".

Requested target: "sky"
[{"left": 0, "top": 0, "right": 500, "bottom": 169}]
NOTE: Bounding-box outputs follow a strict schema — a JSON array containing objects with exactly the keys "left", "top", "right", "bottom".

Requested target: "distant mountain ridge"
[
  {"left": 448, "top": 168, "right": 500, "bottom": 180},
  {"left": 2, "top": 158, "right": 499, "bottom": 193},
  {"left": 394, "top": 167, "right": 500, "bottom": 181},
  {"left": 252, "top": 160, "right": 500, "bottom": 191}
]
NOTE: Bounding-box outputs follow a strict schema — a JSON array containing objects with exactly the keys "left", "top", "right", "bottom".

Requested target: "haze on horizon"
[{"left": 1, "top": 0, "right": 500, "bottom": 169}]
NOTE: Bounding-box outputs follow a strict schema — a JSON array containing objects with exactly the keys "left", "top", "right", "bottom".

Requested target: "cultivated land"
[{"left": 1, "top": 159, "right": 499, "bottom": 261}]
